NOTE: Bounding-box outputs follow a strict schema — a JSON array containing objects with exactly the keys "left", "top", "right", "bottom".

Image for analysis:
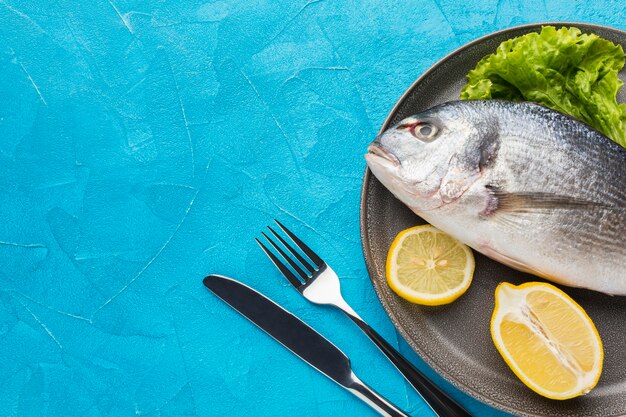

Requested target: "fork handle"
[{"left": 346, "top": 315, "right": 473, "bottom": 417}]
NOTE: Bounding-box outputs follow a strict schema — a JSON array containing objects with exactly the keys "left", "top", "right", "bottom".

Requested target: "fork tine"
[
  {"left": 274, "top": 219, "right": 324, "bottom": 268},
  {"left": 261, "top": 232, "right": 309, "bottom": 281},
  {"left": 255, "top": 238, "right": 302, "bottom": 288},
  {"left": 267, "top": 226, "right": 316, "bottom": 274}
]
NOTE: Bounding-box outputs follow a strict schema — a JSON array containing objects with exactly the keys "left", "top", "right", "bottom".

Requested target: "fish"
[{"left": 365, "top": 100, "right": 626, "bottom": 295}]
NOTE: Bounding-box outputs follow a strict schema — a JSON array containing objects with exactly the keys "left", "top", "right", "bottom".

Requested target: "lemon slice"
[
  {"left": 491, "top": 282, "right": 603, "bottom": 400},
  {"left": 386, "top": 225, "right": 475, "bottom": 305}
]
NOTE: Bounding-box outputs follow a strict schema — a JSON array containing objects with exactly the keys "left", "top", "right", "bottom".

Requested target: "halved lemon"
[
  {"left": 386, "top": 225, "right": 474, "bottom": 305},
  {"left": 491, "top": 282, "right": 603, "bottom": 400}
]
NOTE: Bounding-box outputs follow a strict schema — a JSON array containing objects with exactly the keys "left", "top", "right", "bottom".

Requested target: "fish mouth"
[{"left": 366, "top": 141, "right": 400, "bottom": 167}]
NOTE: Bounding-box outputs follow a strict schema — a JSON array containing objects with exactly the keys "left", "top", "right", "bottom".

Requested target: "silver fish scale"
[
  {"left": 470, "top": 100, "right": 625, "bottom": 290},
  {"left": 487, "top": 103, "right": 623, "bottom": 206}
]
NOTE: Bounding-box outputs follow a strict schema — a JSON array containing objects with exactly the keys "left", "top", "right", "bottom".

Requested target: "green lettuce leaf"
[{"left": 460, "top": 26, "right": 626, "bottom": 147}]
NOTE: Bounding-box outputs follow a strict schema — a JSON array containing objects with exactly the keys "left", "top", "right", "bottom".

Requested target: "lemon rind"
[
  {"left": 490, "top": 282, "right": 603, "bottom": 400},
  {"left": 386, "top": 225, "right": 475, "bottom": 306}
]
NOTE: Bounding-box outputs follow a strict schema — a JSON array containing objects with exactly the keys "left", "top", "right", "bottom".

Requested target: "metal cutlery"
[
  {"left": 203, "top": 274, "right": 409, "bottom": 417},
  {"left": 257, "top": 220, "right": 473, "bottom": 417}
]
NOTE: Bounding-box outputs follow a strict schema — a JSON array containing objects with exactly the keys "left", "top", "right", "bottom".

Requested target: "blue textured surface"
[{"left": 1, "top": 1, "right": 624, "bottom": 416}]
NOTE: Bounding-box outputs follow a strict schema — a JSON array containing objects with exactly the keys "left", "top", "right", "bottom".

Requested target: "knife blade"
[{"left": 203, "top": 274, "right": 409, "bottom": 417}]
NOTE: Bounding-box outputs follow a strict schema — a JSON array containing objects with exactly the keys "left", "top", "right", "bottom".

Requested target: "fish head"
[{"left": 365, "top": 102, "right": 498, "bottom": 212}]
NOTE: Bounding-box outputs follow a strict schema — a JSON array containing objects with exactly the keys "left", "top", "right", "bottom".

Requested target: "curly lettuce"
[{"left": 461, "top": 26, "right": 626, "bottom": 147}]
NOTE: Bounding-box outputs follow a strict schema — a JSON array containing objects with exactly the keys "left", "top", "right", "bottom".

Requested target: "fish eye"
[{"left": 411, "top": 122, "right": 438, "bottom": 142}]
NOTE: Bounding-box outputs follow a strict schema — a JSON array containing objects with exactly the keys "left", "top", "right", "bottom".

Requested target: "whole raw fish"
[{"left": 366, "top": 100, "right": 626, "bottom": 295}]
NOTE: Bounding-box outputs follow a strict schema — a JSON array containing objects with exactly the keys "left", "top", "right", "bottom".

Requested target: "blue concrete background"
[{"left": 1, "top": 1, "right": 624, "bottom": 416}]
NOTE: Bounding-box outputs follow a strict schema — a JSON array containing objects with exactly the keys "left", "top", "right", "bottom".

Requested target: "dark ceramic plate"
[{"left": 360, "top": 23, "right": 626, "bottom": 417}]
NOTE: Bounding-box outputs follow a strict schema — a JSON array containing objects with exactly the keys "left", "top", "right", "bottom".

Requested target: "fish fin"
[
  {"left": 489, "top": 211, "right": 525, "bottom": 232},
  {"left": 479, "top": 244, "right": 552, "bottom": 279},
  {"left": 485, "top": 186, "right": 610, "bottom": 215}
]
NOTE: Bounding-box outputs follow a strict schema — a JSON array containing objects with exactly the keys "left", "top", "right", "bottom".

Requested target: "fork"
[{"left": 256, "top": 220, "right": 473, "bottom": 417}]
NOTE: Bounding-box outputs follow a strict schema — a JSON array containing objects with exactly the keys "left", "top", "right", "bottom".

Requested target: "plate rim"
[{"left": 359, "top": 21, "right": 626, "bottom": 417}]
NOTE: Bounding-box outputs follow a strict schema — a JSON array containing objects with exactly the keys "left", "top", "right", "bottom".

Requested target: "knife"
[{"left": 204, "top": 274, "right": 410, "bottom": 417}]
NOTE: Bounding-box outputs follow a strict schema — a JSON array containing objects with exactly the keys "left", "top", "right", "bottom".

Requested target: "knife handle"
[
  {"left": 346, "top": 373, "right": 410, "bottom": 417},
  {"left": 347, "top": 315, "right": 473, "bottom": 417}
]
